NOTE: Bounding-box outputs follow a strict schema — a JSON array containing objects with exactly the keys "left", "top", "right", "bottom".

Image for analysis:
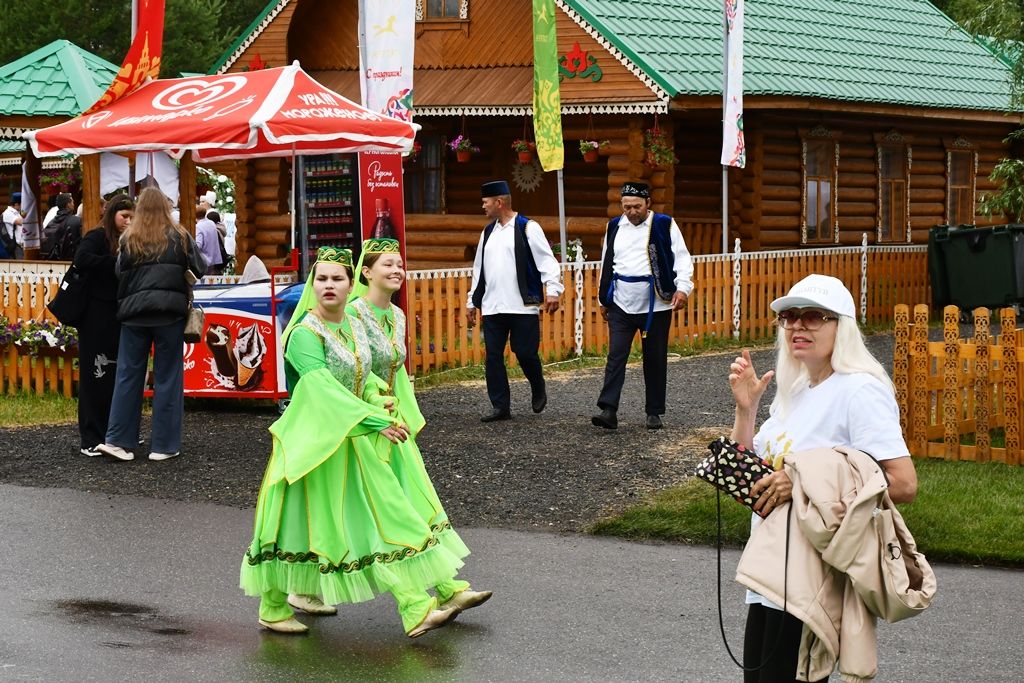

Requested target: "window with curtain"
[
  {"left": 878, "top": 143, "right": 908, "bottom": 243},
  {"left": 803, "top": 139, "right": 835, "bottom": 243},
  {"left": 947, "top": 149, "right": 975, "bottom": 226},
  {"left": 424, "top": 0, "right": 463, "bottom": 19},
  {"left": 404, "top": 134, "right": 443, "bottom": 214}
]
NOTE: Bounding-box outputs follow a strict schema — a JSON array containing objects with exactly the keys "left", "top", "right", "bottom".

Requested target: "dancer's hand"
[
  {"left": 729, "top": 349, "right": 774, "bottom": 412},
  {"left": 382, "top": 398, "right": 395, "bottom": 412},
  {"left": 380, "top": 425, "right": 408, "bottom": 443}
]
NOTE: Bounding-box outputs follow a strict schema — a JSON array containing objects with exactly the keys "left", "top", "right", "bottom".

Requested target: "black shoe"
[
  {"left": 481, "top": 409, "right": 512, "bottom": 423},
  {"left": 646, "top": 414, "right": 663, "bottom": 430},
  {"left": 531, "top": 390, "right": 547, "bottom": 414},
  {"left": 591, "top": 409, "right": 618, "bottom": 429}
]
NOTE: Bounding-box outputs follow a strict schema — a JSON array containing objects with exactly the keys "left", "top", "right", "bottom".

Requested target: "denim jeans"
[{"left": 105, "top": 320, "right": 185, "bottom": 455}]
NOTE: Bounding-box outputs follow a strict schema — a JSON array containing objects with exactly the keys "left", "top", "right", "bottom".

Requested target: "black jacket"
[
  {"left": 116, "top": 230, "right": 207, "bottom": 326},
  {"left": 74, "top": 228, "right": 119, "bottom": 302},
  {"left": 42, "top": 208, "right": 83, "bottom": 260}
]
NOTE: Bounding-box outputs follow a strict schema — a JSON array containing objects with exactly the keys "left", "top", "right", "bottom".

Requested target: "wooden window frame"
[
  {"left": 403, "top": 133, "right": 446, "bottom": 214},
  {"left": 799, "top": 126, "right": 840, "bottom": 245},
  {"left": 874, "top": 130, "right": 912, "bottom": 244},
  {"left": 943, "top": 137, "right": 978, "bottom": 226},
  {"left": 417, "top": 0, "right": 469, "bottom": 21}
]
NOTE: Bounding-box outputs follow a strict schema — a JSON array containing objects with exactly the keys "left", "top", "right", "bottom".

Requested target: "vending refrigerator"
[{"left": 295, "top": 153, "right": 360, "bottom": 276}]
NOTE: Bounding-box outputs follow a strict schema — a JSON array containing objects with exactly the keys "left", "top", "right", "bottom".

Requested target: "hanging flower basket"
[
  {"left": 449, "top": 135, "right": 479, "bottom": 163},
  {"left": 511, "top": 139, "right": 536, "bottom": 164},
  {"left": 456, "top": 150, "right": 473, "bottom": 163},
  {"left": 579, "top": 139, "right": 608, "bottom": 163},
  {"left": 643, "top": 127, "right": 678, "bottom": 168}
]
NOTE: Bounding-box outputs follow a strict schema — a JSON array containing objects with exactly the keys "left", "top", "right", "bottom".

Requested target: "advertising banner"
[
  {"left": 533, "top": 0, "right": 563, "bottom": 171},
  {"left": 357, "top": 0, "right": 416, "bottom": 120},
  {"left": 357, "top": 152, "right": 407, "bottom": 308},
  {"left": 85, "top": 0, "right": 165, "bottom": 114},
  {"left": 722, "top": 0, "right": 746, "bottom": 168}
]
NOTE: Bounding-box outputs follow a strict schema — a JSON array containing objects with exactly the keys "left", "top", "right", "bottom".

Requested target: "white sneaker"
[
  {"left": 80, "top": 446, "right": 102, "bottom": 457},
  {"left": 148, "top": 451, "right": 180, "bottom": 461},
  {"left": 96, "top": 444, "right": 134, "bottom": 461},
  {"left": 287, "top": 594, "right": 338, "bottom": 615}
]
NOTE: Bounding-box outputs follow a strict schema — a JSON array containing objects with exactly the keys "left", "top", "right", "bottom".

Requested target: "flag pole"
[
  {"left": 721, "top": 7, "right": 729, "bottom": 255},
  {"left": 131, "top": 0, "right": 139, "bottom": 41},
  {"left": 557, "top": 168, "right": 567, "bottom": 263}
]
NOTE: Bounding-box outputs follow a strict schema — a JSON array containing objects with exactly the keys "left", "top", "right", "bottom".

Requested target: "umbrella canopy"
[{"left": 23, "top": 61, "right": 418, "bottom": 161}]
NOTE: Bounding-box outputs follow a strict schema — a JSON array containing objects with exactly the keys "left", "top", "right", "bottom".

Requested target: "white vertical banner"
[
  {"left": 358, "top": 0, "right": 416, "bottom": 120},
  {"left": 721, "top": 0, "right": 745, "bottom": 168},
  {"left": 20, "top": 163, "right": 40, "bottom": 250}
]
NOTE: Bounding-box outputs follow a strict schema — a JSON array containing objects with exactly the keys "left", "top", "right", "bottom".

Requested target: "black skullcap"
[
  {"left": 620, "top": 182, "right": 650, "bottom": 198},
  {"left": 481, "top": 180, "right": 511, "bottom": 198}
]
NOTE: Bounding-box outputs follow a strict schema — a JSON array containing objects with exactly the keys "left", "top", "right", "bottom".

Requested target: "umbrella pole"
[{"left": 290, "top": 145, "right": 296, "bottom": 254}]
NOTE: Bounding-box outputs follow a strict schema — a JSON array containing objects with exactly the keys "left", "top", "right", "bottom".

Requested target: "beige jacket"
[{"left": 736, "top": 446, "right": 936, "bottom": 683}]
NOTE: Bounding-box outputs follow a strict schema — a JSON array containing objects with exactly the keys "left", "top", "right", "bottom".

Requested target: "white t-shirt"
[
  {"left": 746, "top": 371, "right": 909, "bottom": 608},
  {"left": 2, "top": 206, "right": 22, "bottom": 246}
]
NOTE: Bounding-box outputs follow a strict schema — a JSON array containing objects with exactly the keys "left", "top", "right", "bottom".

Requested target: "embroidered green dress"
[
  {"left": 347, "top": 297, "right": 472, "bottom": 600},
  {"left": 239, "top": 313, "right": 470, "bottom": 630}
]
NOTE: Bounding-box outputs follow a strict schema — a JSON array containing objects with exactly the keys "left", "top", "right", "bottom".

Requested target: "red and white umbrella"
[{"left": 24, "top": 62, "right": 418, "bottom": 161}]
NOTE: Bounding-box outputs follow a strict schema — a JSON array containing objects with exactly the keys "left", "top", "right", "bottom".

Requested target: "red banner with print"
[{"left": 84, "top": 0, "right": 165, "bottom": 114}]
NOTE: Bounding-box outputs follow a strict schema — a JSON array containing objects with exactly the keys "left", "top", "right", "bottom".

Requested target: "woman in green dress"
[
  {"left": 348, "top": 238, "right": 493, "bottom": 616},
  {"left": 240, "top": 247, "right": 468, "bottom": 638}
]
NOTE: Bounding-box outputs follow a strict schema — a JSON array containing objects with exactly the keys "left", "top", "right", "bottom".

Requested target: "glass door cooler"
[{"left": 296, "top": 153, "right": 359, "bottom": 276}]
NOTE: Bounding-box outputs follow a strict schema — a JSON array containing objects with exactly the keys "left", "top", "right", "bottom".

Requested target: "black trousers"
[
  {"left": 596, "top": 305, "right": 672, "bottom": 415},
  {"left": 76, "top": 300, "right": 120, "bottom": 449},
  {"left": 481, "top": 313, "right": 544, "bottom": 412},
  {"left": 743, "top": 604, "right": 829, "bottom": 683}
]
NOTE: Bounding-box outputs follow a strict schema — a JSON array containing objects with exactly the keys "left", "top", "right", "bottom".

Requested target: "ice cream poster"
[{"left": 183, "top": 312, "right": 276, "bottom": 395}]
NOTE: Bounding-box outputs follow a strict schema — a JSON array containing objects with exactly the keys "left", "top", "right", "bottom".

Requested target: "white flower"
[
  {"left": 226, "top": 195, "right": 234, "bottom": 204},
  {"left": 217, "top": 174, "right": 228, "bottom": 183}
]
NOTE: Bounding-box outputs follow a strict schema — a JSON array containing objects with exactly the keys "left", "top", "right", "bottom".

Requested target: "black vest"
[
  {"left": 599, "top": 213, "right": 677, "bottom": 306},
  {"left": 470, "top": 213, "right": 543, "bottom": 309}
]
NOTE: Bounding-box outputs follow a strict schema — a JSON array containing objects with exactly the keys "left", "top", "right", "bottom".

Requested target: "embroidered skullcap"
[
  {"left": 481, "top": 180, "right": 511, "bottom": 198},
  {"left": 620, "top": 182, "right": 650, "bottom": 198},
  {"left": 11, "top": 192, "right": 21, "bottom": 204},
  {"left": 316, "top": 246, "right": 353, "bottom": 268},
  {"left": 362, "top": 237, "right": 401, "bottom": 254}
]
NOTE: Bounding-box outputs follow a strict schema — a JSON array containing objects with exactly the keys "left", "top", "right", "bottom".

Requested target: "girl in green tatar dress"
[
  {"left": 348, "top": 237, "right": 493, "bottom": 617},
  {"left": 240, "top": 247, "right": 468, "bottom": 638}
]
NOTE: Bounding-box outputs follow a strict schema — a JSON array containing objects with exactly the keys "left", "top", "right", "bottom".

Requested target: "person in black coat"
[
  {"left": 73, "top": 194, "right": 133, "bottom": 456},
  {"left": 97, "top": 187, "right": 207, "bottom": 463},
  {"left": 42, "top": 193, "right": 83, "bottom": 260}
]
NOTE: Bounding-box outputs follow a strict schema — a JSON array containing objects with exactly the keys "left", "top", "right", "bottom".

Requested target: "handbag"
[
  {"left": 47, "top": 264, "right": 89, "bottom": 326},
  {"left": 183, "top": 270, "right": 205, "bottom": 343},
  {"left": 694, "top": 436, "right": 774, "bottom": 518}
]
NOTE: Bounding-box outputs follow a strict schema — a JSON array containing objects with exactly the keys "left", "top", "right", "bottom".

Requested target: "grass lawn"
[
  {"left": 0, "top": 392, "right": 79, "bottom": 427},
  {"left": 591, "top": 458, "right": 1024, "bottom": 567}
]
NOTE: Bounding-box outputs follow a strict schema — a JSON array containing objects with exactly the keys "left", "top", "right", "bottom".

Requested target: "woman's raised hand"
[{"left": 729, "top": 349, "right": 775, "bottom": 412}]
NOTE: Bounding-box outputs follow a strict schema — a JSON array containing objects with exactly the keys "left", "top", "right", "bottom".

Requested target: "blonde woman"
[{"left": 97, "top": 187, "right": 206, "bottom": 463}]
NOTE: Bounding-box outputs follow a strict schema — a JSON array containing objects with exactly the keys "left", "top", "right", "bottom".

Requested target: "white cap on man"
[{"left": 769, "top": 274, "right": 856, "bottom": 319}]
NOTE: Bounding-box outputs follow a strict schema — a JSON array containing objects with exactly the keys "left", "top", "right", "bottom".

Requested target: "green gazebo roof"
[
  {"left": 0, "top": 39, "right": 121, "bottom": 118},
  {"left": 566, "top": 0, "right": 1016, "bottom": 111}
]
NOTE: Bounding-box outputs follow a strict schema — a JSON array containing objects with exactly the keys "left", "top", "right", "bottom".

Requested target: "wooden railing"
[
  {"left": 894, "top": 304, "right": 1022, "bottom": 465},
  {"left": 3, "top": 242, "right": 929, "bottom": 394},
  {"left": 1, "top": 274, "right": 77, "bottom": 396}
]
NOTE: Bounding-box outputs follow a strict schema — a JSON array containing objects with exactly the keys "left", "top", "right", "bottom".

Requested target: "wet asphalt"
[{"left": 1, "top": 484, "right": 1022, "bottom": 682}]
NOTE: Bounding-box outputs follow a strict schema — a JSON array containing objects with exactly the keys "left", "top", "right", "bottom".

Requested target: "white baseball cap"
[{"left": 770, "top": 274, "right": 856, "bottom": 318}]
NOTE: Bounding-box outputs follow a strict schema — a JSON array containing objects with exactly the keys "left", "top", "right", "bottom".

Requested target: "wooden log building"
[{"left": 209, "top": 0, "right": 1021, "bottom": 269}]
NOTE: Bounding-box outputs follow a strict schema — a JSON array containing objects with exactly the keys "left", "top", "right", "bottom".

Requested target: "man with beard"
[{"left": 591, "top": 182, "right": 693, "bottom": 430}]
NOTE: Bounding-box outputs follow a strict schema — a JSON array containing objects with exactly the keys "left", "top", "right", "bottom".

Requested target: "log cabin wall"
[{"left": 752, "top": 111, "right": 1017, "bottom": 250}]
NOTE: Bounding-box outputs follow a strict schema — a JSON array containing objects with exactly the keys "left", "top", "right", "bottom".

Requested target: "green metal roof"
[
  {"left": 566, "top": 0, "right": 1016, "bottom": 111},
  {"left": 0, "top": 39, "right": 121, "bottom": 118},
  {"left": 0, "top": 140, "right": 25, "bottom": 153}
]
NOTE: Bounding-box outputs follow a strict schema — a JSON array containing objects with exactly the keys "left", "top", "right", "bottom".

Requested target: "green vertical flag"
[{"left": 532, "top": 0, "right": 563, "bottom": 171}]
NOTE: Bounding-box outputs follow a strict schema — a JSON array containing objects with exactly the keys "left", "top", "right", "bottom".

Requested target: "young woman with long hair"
[
  {"left": 73, "top": 194, "right": 133, "bottom": 456},
  {"left": 97, "top": 187, "right": 206, "bottom": 463}
]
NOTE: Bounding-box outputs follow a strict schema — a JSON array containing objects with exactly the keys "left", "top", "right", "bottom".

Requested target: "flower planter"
[
  {"left": 517, "top": 151, "right": 534, "bottom": 164},
  {"left": 582, "top": 149, "right": 599, "bottom": 163},
  {"left": 34, "top": 346, "right": 78, "bottom": 359},
  {"left": 456, "top": 150, "right": 473, "bottom": 163}
]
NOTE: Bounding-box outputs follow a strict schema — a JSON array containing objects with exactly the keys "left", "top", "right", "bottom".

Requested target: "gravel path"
[{"left": 0, "top": 335, "right": 895, "bottom": 532}]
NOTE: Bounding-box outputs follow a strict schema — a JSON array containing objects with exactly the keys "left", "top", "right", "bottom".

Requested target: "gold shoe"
[
  {"left": 258, "top": 617, "right": 309, "bottom": 634},
  {"left": 406, "top": 606, "right": 459, "bottom": 638},
  {"left": 440, "top": 589, "right": 493, "bottom": 612},
  {"left": 287, "top": 594, "right": 338, "bottom": 615}
]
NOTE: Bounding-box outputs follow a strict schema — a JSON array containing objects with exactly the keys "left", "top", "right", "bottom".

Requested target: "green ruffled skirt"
[{"left": 240, "top": 431, "right": 469, "bottom": 605}]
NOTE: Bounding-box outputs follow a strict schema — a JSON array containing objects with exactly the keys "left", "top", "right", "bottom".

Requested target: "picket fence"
[
  {"left": 2, "top": 238, "right": 928, "bottom": 394},
  {"left": 894, "top": 304, "right": 1023, "bottom": 465}
]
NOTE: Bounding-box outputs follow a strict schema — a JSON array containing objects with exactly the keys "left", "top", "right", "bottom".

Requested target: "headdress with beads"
[{"left": 316, "top": 246, "right": 354, "bottom": 268}]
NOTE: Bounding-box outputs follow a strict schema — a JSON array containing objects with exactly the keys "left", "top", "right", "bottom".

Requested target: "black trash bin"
[{"left": 928, "top": 224, "right": 1024, "bottom": 310}]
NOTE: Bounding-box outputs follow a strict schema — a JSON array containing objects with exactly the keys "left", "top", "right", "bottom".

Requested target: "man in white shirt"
[
  {"left": 2, "top": 192, "right": 24, "bottom": 259},
  {"left": 467, "top": 180, "right": 564, "bottom": 422},
  {"left": 592, "top": 182, "right": 694, "bottom": 430}
]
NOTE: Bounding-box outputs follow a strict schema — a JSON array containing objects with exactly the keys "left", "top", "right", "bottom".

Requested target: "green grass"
[
  {"left": 0, "top": 392, "right": 79, "bottom": 427},
  {"left": 590, "top": 459, "right": 1024, "bottom": 566}
]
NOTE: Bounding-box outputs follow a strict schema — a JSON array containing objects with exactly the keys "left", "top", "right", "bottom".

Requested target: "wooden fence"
[
  {"left": 3, "top": 242, "right": 928, "bottom": 394},
  {"left": 894, "top": 304, "right": 1022, "bottom": 465},
  {"left": 0, "top": 274, "right": 77, "bottom": 396}
]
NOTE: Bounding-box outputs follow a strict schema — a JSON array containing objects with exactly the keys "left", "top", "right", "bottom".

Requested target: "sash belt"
[{"left": 608, "top": 273, "right": 656, "bottom": 338}]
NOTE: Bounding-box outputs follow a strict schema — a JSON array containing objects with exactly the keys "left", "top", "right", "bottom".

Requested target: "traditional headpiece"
[
  {"left": 620, "top": 182, "right": 650, "bottom": 199},
  {"left": 316, "top": 246, "right": 353, "bottom": 268},
  {"left": 10, "top": 192, "right": 21, "bottom": 204},
  {"left": 481, "top": 180, "right": 511, "bottom": 198},
  {"left": 350, "top": 238, "right": 403, "bottom": 301}
]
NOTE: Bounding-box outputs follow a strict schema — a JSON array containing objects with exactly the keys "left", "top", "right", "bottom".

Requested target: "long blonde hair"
[
  {"left": 120, "top": 187, "right": 189, "bottom": 262},
  {"left": 771, "top": 316, "right": 894, "bottom": 419}
]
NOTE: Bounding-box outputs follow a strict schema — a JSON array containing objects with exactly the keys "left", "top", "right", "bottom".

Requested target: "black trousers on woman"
[
  {"left": 76, "top": 300, "right": 120, "bottom": 450},
  {"left": 743, "top": 604, "right": 829, "bottom": 683}
]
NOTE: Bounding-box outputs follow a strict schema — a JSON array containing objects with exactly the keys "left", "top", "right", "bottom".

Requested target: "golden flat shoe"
[
  {"left": 258, "top": 617, "right": 309, "bottom": 634},
  {"left": 287, "top": 594, "right": 338, "bottom": 616},
  {"left": 440, "top": 589, "right": 493, "bottom": 612},
  {"left": 406, "top": 606, "right": 459, "bottom": 638}
]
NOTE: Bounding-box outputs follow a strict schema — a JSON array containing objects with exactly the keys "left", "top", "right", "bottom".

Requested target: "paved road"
[{"left": 1, "top": 484, "right": 1020, "bottom": 682}]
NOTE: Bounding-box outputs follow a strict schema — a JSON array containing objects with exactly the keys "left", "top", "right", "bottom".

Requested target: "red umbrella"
[{"left": 23, "top": 62, "right": 418, "bottom": 160}]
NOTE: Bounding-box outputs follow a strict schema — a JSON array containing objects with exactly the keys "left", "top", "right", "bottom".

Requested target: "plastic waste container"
[{"left": 928, "top": 224, "right": 1024, "bottom": 310}]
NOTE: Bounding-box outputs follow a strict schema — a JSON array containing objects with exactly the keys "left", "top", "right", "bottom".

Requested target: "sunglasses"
[{"left": 776, "top": 309, "right": 838, "bottom": 330}]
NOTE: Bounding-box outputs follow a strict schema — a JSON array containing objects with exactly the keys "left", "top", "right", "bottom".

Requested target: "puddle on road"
[{"left": 52, "top": 599, "right": 194, "bottom": 649}]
